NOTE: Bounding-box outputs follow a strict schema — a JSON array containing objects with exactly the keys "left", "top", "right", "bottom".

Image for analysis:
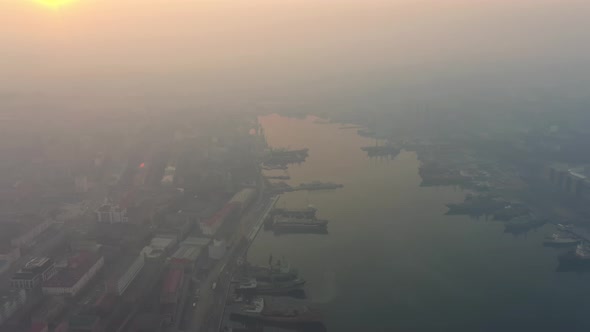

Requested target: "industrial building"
[
  {"left": 11, "top": 257, "right": 56, "bottom": 290},
  {"left": 42, "top": 252, "right": 104, "bottom": 297},
  {"left": 199, "top": 202, "right": 239, "bottom": 236},
  {"left": 106, "top": 254, "right": 145, "bottom": 295},
  {"left": 160, "top": 267, "right": 184, "bottom": 325}
]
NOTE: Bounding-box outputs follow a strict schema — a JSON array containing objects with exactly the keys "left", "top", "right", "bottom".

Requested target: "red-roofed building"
[
  {"left": 160, "top": 267, "right": 183, "bottom": 305},
  {"left": 160, "top": 267, "right": 184, "bottom": 326},
  {"left": 198, "top": 202, "right": 239, "bottom": 236},
  {"left": 42, "top": 252, "right": 104, "bottom": 297}
]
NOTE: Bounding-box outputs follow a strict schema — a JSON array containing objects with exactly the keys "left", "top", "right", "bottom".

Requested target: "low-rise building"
[
  {"left": 42, "top": 252, "right": 104, "bottom": 297},
  {"left": 106, "top": 254, "right": 145, "bottom": 295},
  {"left": 11, "top": 257, "right": 56, "bottom": 290}
]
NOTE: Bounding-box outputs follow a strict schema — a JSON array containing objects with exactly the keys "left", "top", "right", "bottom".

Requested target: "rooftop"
[
  {"left": 181, "top": 237, "right": 210, "bottom": 247},
  {"left": 171, "top": 246, "right": 201, "bottom": 262},
  {"left": 43, "top": 252, "right": 102, "bottom": 288},
  {"left": 202, "top": 202, "right": 239, "bottom": 226},
  {"left": 162, "top": 268, "right": 183, "bottom": 295},
  {"left": 107, "top": 254, "right": 143, "bottom": 282},
  {"left": 13, "top": 257, "right": 54, "bottom": 280}
]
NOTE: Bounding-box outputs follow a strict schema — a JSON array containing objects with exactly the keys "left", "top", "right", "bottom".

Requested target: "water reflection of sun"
[{"left": 34, "top": 0, "right": 76, "bottom": 9}]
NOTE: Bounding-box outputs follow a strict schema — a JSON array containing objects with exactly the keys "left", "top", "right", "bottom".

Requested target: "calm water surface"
[{"left": 248, "top": 114, "right": 590, "bottom": 332}]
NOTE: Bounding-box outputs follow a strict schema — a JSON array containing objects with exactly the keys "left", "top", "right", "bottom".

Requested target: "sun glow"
[{"left": 34, "top": 0, "right": 76, "bottom": 9}]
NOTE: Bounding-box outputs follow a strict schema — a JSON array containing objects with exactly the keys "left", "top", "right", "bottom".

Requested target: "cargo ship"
[
  {"left": 243, "top": 263, "right": 299, "bottom": 282},
  {"left": 272, "top": 206, "right": 317, "bottom": 219},
  {"left": 272, "top": 217, "right": 329, "bottom": 233},
  {"left": 231, "top": 297, "right": 322, "bottom": 324},
  {"left": 543, "top": 233, "right": 580, "bottom": 247},
  {"left": 295, "top": 181, "right": 343, "bottom": 191},
  {"left": 236, "top": 278, "right": 306, "bottom": 295}
]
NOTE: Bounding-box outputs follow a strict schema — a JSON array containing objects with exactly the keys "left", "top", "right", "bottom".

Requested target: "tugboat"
[
  {"left": 231, "top": 296, "right": 322, "bottom": 324},
  {"left": 243, "top": 261, "right": 299, "bottom": 282},
  {"left": 236, "top": 278, "right": 306, "bottom": 295}
]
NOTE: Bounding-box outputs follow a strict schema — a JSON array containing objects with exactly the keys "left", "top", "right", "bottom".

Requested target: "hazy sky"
[{"left": 2, "top": 0, "right": 590, "bottom": 114}]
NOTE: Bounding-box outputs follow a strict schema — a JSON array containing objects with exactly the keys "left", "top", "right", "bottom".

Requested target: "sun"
[{"left": 34, "top": 0, "right": 76, "bottom": 9}]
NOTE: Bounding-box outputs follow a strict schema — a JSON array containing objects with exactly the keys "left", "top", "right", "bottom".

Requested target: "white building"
[
  {"left": 107, "top": 255, "right": 145, "bottom": 295},
  {"left": 11, "top": 257, "right": 56, "bottom": 290},
  {"left": 96, "top": 201, "right": 128, "bottom": 223}
]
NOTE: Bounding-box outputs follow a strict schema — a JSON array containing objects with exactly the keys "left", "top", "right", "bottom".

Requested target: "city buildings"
[
  {"left": 11, "top": 257, "right": 56, "bottom": 290},
  {"left": 42, "top": 252, "right": 104, "bottom": 297},
  {"left": 95, "top": 201, "right": 128, "bottom": 223}
]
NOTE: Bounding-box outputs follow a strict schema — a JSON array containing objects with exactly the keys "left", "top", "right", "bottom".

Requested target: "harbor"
[{"left": 246, "top": 114, "right": 590, "bottom": 331}]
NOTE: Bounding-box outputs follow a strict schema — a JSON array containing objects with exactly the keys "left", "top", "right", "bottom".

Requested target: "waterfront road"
[{"left": 184, "top": 191, "right": 278, "bottom": 332}]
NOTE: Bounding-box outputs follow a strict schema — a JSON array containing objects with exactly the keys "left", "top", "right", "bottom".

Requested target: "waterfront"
[{"left": 248, "top": 114, "right": 590, "bottom": 331}]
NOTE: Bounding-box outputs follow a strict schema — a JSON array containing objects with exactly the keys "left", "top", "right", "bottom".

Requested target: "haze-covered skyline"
[{"left": 2, "top": 0, "right": 590, "bottom": 118}]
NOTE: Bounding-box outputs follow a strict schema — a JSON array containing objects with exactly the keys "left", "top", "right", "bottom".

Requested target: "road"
[{"left": 184, "top": 179, "right": 278, "bottom": 332}]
